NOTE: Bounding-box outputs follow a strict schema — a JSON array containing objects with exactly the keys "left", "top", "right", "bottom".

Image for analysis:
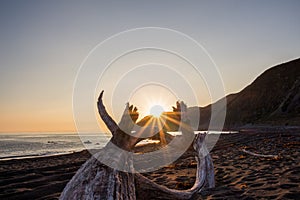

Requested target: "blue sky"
[{"left": 0, "top": 0, "right": 299, "bottom": 132}]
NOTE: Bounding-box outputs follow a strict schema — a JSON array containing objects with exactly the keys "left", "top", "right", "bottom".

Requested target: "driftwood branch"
[
  {"left": 135, "top": 133, "right": 215, "bottom": 200},
  {"left": 242, "top": 149, "right": 279, "bottom": 159},
  {"left": 60, "top": 91, "right": 215, "bottom": 200},
  {"left": 97, "top": 90, "right": 119, "bottom": 134}
]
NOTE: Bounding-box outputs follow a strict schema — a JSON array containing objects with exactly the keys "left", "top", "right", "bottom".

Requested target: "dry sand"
[{"left": 0, "top": 131, "right": 299, "bottom": 200}]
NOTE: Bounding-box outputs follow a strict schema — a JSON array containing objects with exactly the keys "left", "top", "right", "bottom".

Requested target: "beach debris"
[
  {"left": 238, "top": 183, "right": 247, "bottom": 190},
  {"left": 59, "top": 90, "right": 215, "bottom": 200},
  {"left": 241, "top": 149, "right": 280, "bottom": 159}
]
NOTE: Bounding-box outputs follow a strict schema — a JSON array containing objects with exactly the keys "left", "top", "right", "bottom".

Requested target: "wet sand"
[{"left": 0, "top": 131, "right": 299, "bottom": 200}]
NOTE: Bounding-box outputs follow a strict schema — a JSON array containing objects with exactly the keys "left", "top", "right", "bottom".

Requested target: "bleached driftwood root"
[
  {"left": 242, "top": 149, "right": 279, "bottom": 159},
  {"left": 60, "top": 91, "right": 215, "bottom": 200}
]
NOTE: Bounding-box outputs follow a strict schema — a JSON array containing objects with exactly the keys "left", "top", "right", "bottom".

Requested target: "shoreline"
[
  {"left": 2, "top": 127, "right": 299, "bottom": 162},
  {"left": 0, "top": 150, "right": 86, "bottom": 161},
  {"left": 0, "top": 131, "right": 299, "bottom": 199}
]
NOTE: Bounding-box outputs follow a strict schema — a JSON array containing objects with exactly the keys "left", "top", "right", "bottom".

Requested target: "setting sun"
[
  {"left": 149, "top": 104, "right": 165, "bottom": 117},
  {"left": 128, "top": 84, "right": 178, "bottom": 120}
]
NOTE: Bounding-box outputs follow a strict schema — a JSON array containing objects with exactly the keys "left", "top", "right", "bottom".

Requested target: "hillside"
[{"left": 193, "top": 58, "right": 300, "bottom": 129}]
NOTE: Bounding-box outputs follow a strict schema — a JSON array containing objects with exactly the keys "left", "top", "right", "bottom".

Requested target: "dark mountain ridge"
[{"left": 192, "top": 58, "right": 300, "bottom": 129}]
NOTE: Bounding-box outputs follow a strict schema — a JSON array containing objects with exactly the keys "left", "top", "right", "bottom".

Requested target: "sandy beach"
[{"left": 0, "top": 131, "right": 299, "bottom": 200}]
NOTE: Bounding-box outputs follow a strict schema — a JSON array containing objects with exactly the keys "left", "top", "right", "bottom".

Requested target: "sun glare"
[
  {"left": 149, "top": 104, "right": 165, "bottom": 118},
  {"left": 128, "top": 84, "right": 178, "bottom": 120}
]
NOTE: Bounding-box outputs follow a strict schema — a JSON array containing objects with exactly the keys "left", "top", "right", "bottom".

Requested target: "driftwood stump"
[{"left": 60, "top": 91, "right": 215, "bottom": 200}]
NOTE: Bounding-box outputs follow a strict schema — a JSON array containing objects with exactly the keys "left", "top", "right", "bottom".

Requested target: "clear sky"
[{"left": 0, "top": 0, "right": 299, "bottom": 132}]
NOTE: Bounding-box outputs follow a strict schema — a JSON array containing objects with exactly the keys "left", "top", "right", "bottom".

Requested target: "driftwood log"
[
  {"left": 60, "top": 91, "right": 215, "bottom": 200},
  {"left": 242, "top": 149, "right": 279, "bottom": 159}
]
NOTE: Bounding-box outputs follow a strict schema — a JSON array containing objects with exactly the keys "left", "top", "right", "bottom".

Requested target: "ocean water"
[
  {"left": 0, "top": 133, "right": 111, "bottom": 160},
  {"left": 0, "top": 131, "right": 237, "bottom": 161}
]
